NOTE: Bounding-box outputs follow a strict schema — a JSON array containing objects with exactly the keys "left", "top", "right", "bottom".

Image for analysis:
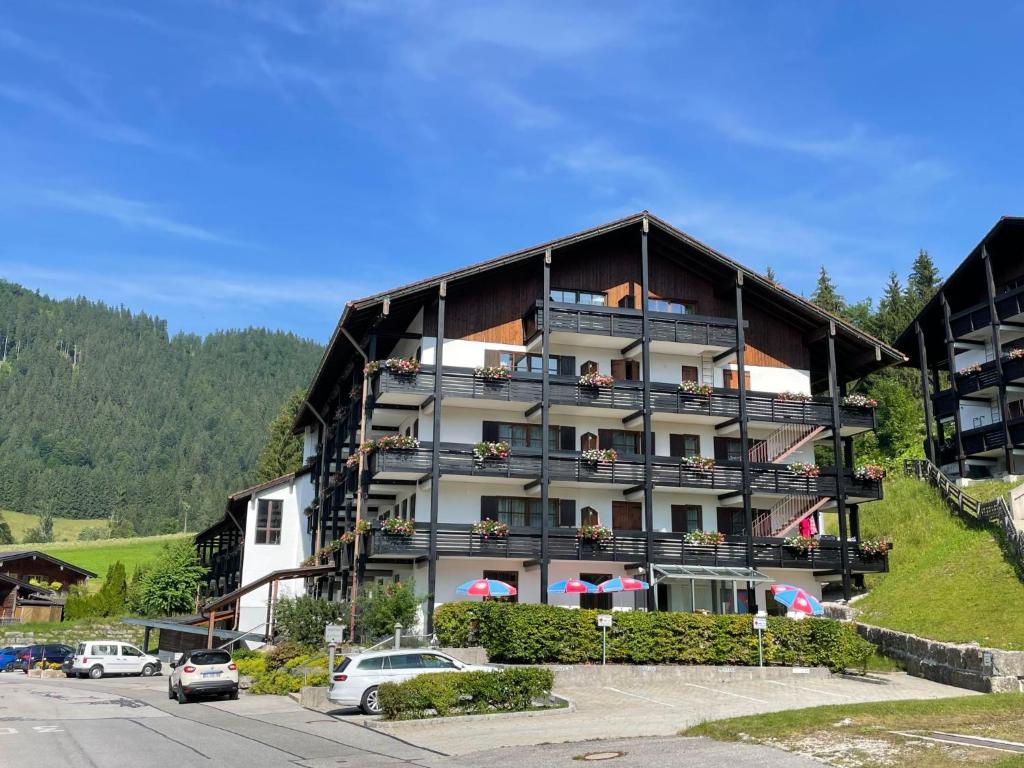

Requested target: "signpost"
[
  {"left": 753, "top": 613, "right": 767, "bottom": 667},
  {"left": 597, "top": 614, "right": 612, "bottom": 665},
  {"left": 325, "top": 623, "right": 344, "bottom": 678}
]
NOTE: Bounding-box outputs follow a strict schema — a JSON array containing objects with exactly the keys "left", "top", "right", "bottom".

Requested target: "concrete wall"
[{"left": 858, "top": 623, "right": 1024, "bottom": 693}]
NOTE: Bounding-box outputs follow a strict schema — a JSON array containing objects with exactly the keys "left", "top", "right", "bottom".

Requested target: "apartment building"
[
  {"left": 896, "top": 216, "right": 1024, "bottom": 480},
  {"left": 293, "top": 212, "right": 901, "bottom": 631}
]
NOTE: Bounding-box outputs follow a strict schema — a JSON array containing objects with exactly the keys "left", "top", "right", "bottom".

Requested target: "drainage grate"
[{"left": 578, "top": 752, "right": 625, "bottom": 761}]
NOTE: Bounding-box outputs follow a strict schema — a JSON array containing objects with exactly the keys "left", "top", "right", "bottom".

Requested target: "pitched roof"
[
  {"left": 0, "top": 550, "right": 97, "bottom": 579},
  {"left": 299, "top": 211, "right": 905, "bottom": 426}
]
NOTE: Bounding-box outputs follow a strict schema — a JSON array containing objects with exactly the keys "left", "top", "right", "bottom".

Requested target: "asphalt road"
[{"left": 0, "top": 672, "right": 821, "bottom": 768}]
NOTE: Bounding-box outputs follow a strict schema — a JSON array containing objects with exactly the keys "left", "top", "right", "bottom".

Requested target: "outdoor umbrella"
[
  {"left": 597, "top": 577, "right": 649, "bottom": 593},
  {"left": 770, "top": 584, "right": 823, "bottom": 616},
  {"left": 547, "top": 578, "right": 598, "bottom": 594},
  {"left": 456, "top": 578, "right": 517, "bottom": 598}
]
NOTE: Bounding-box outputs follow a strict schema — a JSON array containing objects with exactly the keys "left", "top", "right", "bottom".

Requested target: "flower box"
[
  {"left": 1009, "top": 348, "right": 1024, "bottom": 361},
  {"left": 471, "top": 519, "right": 510, "bottom": 539},
  {"left": 784, "top": 535, "right": 819, "bottom": 554},
  {"left": 853, "top": 463, "right": 886, "bottom": 481},
  {"left": 684, "top": 530, "right": 725, "bottom": 546},
  {"left": 581, "top": 448, "right": 618, "bottom": 465},
  {"left": 365, "top": 358, "right": 420, "bottom": 376},
  {"left": 381, "top": 518, "right": 416, "bottom": 537},
  {"left": 681, "top": 455, "right": 715, "bottom": 473},
  {"left": 578, "top": 372, "right": 614, "bottom": 388},
  {"left": 789, "top": 462, "right": 821, "bottom": 478},
  {"left": 473, "top": 441, "right": 510, "bottom": 464},
  {"left": 347, "top": 435, "right": 420, "bottom": 468},
  {"left": 841, "top": 393, "right": 879, "bottom": 408},
  {"left": 475, "top": 365, "right": 512, "bottom": 380},
  {"left": 678, "top": 381, "right": 713, "bottom": 397},
  {"left": 957, "top": 363, "right": 983, "bottom": 376},
  {"left": 777, "top": 391, "right": 812, "bottom": 402},
  {"left": 857, "top": 537, "right": 890, "bottom": 557},
  {"left": 577, "top": 524, "right": 613, "bottom": 543}
]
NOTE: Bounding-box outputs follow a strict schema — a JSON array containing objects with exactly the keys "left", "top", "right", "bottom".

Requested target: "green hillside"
[
  {"left": 0, "top": 279, "right": 322, "bottom": 535},
  {"left": 0, "top": 534, "right": 190, "bottom": 591},
  {"left": 856, "top": 475, "right": 1024, "bottom": 650},
  {"left": 1, "top": 509, "right": 101, "bottom": 542}
]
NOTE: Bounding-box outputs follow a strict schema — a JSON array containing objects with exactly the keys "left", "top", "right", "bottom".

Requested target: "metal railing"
[{"left": 904, "top": 458, "right": 1024, "bottom": 575}]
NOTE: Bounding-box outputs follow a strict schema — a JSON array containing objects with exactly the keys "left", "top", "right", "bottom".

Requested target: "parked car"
[
  {"left": 0, "top": 646, "right": 26, "bottom": 672},
  {"left": 19, "top": 644, "right": 76, "bottom": 673},
  {"left": 168, "top": 648, "right": 238, "bottom": 704},
  {"left": 327, "top": 649, "right": 494, "bottom": 715},
  {"left": 70, "top": 641, "right": 162, "bottom": 679}
]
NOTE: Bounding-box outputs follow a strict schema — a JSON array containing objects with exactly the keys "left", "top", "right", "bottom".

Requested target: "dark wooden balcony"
[
  {"left": 949, "top": 284, "right": 1024, "bottom": 340},
  {"left": 366, "top": 443, "right": 881, "bottom": 500},
  {"left": 523, "top": 301, "right": 737, "bottom": 351},
  {"left": 372, "top": 366, "right": 875, "bottom": 431},
  {"left": 364, "top": 523, "right": 888, "bottom": 573}
]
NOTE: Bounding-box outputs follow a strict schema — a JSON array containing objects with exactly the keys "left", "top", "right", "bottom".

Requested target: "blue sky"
[{"left": 1, "top": 2, "right": 1022, "bottom": 342}]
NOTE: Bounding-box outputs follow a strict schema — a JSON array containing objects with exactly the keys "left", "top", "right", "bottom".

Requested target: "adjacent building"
[
  {"left": 292, "top": 212, "right": 902, "bottom": 631},
  {"left": 0, "top": 550, "right": 96, "bottom": 623},
  {"left": 895, "top": 217, "right": 1024, "bottom": 480}
]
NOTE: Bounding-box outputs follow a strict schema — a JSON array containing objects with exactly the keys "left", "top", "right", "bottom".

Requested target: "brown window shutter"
[
  {"left": 558, "top": 356, "right": 576, "bottom": 375},
  {"left": 580, "top": 360, "right": 598, "bottom": 375},
  {"left": 484, "top": 349, "right": 500, "bottom": 367},
  {"left": 610, "top": 359, "right": 626, "bottom": 380},
  {"left": 559, "top": 426, "right": 576, "bottom": 451},
  {"left": 669, "top": 434, "right": 684, "bottom": 458},
  {"left": 481, "top": 497, "right": 498, "bottom": 521},
  {"left": 482, "top": 421, "right": 500, "bottom": 441},
  {"left": 745, "top": 372, "right": 751, "bottom": 390},
  {"left": 581, "top": 432, "right": 597, "bottom": 451},
  {"left": 713, "top": 436, "right": 730, "bottom": 463},
  {"left": 723, "top": 369, "right": 735, "bottom": 389},
  {"left": 670, "top": 505, "right": 689, "bottom": 533},
  {"left": 627, "top": 360, "right": 640, "bottom": 380},
  {"left": 598, "top": 430, "right": 612, "bottom": 449},
  {"left": 413, "top": 419, "right": 419, "bottom": 439},
  {"left": 558, "top": 499, "right": 576, "bottom": 527},
  {"left": 681, "top": 365, "right": 698, "bottom": 382}
]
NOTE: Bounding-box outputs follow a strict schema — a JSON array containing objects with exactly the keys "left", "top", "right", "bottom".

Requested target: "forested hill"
[{"left": 0, "top": 279, "right": 323, "bottom": 535}]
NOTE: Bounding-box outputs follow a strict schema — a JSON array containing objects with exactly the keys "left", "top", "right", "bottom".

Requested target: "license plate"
[{"left": 201, "top": 671, "right": 221, "bottom": 678}]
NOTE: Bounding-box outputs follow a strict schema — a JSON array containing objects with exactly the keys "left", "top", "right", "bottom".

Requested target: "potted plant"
[
  {"left": 681, "top": 455, "right": 715, "bottom": 473},
  {"left": 471, "top": 519, "right": 510, "bottom": 539},
  {"left": 784, "top": 535, "right": 819, "bottom": 555},
  {"left": 678, "top": 381, "right": 713, "bottom": 397},
  {"left": 858, "top": 537, "right": 890, "bottom": 558},
  {"left": 854, "top": 463, "right": 887, "bottom": 481},
  {"left": 577, "top": 523, "right": 613, "bottom": 549},
  {"left": 777, "top": 391, "right": 812, "bottom": 402},
  {"left": 841, "top": 393, "right": 879, "bottom": 408},
  {"left": 365, "top": 358, "right": 420, "bottom": 376},
  {"left": 958, "top": 362, "right": 982, "bottom": 376},
  {"left": 684, "top": 530, "right": 726, "bottom": 546},
  {"left": 475, "top": 364, "right": 512, "bottom": 380},
  {"left": 1009, "top": 348, "right": 1024, "bottom": 360},
  {"left": 381, "top": 518, "right": 416, "bottom": 537},
  {"left": 578, "top": 371, "right": 615, "bottom": 388},
  {"left": 473, "top": 440, "right": 510, "bottom": 464},
  {"left": 789, "top": 462, "right": 821, "bottom": 478},
  {"left": 581, "top": 448, "right": 618, "bottom": 465}
]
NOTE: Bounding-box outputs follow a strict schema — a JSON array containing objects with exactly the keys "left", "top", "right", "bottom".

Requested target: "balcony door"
[
  {"left": 482, "top": 570, "right": 518, "bottom": 603},
  {"left": 612, "top": 501, "right": 642, "bottom": 531},
  {"left": 580, "top": 572, "right": 612, "bottom": 610}
]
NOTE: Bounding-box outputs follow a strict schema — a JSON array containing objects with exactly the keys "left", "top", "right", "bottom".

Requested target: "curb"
[{"left": 362, "top": 695, "right": 575, "bottom": 730}]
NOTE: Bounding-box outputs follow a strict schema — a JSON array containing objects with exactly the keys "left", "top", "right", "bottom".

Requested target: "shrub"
[
  {"left": 434, "top": 603, "right": 872, "bottom": 673},
  {"left": 129, "top": 539, "right": 206, "bottom": 616},
  {"left": 377, "top": 667, "right": 554, "bottom": 720},
  {"left": 273, "top": 596, "right": 344, "bottom": 646},
  {"left": 249, "top": 669, "right": 302, "bottom": 695},
  {"left": 357, "top": 580, "right": 418, "bottom": 642},
  {"left": 265, "top": 640, "right": 308, "bottom": 670}
]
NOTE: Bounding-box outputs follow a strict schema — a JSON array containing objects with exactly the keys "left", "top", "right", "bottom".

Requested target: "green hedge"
[
  {"left": 434, "top": 602, "right": 871, "bottom": 673},
  {"left": 377, "top": 667, "right": 555, "bottom": 720}
]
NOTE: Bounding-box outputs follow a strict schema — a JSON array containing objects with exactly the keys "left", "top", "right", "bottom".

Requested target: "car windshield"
[
  {"left": 189, "top": 650, "right": 231, "bottom": 666},
  {"left": 76, "top": 643, "right": 86, "bottom": 655}
]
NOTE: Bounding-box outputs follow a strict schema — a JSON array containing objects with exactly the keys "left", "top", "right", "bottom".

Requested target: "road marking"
[
  {"left": 765, "top": 680, "right": 847, "bottom": 698},
  {"left": 33, "top": 725, "right": 64, "bottom": 733},
  {"left": 602, "top": 687, "right": 678, "bottom": 708},
  {"left": 683, "top": 683, "right": 768, "bottom": 704},
  {"left": 890, "top": 731, "right": 1024, "bottom": 753}
]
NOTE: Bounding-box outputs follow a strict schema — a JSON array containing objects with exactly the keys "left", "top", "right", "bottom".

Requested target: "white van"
[{"left": 71, "top": 640, "right": 162, "bottom": 679}]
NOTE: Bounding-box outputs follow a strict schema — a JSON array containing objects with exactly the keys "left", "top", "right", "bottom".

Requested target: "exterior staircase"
[
  {"left": 754, "top": 493, "right": 831, "bottom": 538},
  {"left": 750, "top": 423, "right": 826, "bottom": 464}
]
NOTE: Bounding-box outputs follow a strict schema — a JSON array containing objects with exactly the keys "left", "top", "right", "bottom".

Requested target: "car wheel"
[
  {"left": 229, "top": 690, "right": 239, "bottom": 701},
  {"left": 360, "top": 686, "right": 382, "bottom": 715},
  {"left": 168, "top": 680, "right": 175, "bottom": 700},
  {"left": 88, "top": 665, "right": 104, "bottom": 680},
  {"left": 176, "top": 683, "right": 188, "bottom": 705},
  {"left": 141, "top": 664, "right": 155, "bottom": 677}
]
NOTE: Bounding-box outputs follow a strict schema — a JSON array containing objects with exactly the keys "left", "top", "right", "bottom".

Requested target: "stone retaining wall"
[
  {"left": 546, "top": 663, "right": 830, "bottom": 688},
  {"left": 857, "top": 623, "right": 1024, "bottom": 693},
  {"left": 0, "top": 622, "right": 149, "bottom": 648}
]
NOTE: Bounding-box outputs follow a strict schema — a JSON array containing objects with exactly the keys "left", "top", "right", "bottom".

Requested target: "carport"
[
  {"left": 120, "top": 617, "right": 249, "bottom": 662},
  {"left": 650, "top": 565, "right": 773, "bottom": 614}
]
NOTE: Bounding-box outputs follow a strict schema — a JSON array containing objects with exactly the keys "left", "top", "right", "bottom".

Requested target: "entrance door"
[{"left": 611, "top": 501, "right": 642, "bottom": 531}]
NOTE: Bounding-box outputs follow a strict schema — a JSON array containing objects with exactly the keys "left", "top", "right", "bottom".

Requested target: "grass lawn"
[
  {"left": 683, "top": 694, "right": 1024, "bottom": 768},
  {"left": 854, "top": 476, "right": 1024, "bottom": 650},
  {"left": 965, "top": 479, "right": 1020, "bottom": 503},
  {"left": 0, "top": 534, "right": 190, "bottom": 590},
  {"left": 1, "top": 509, "right": 105, "bottom": 543}
]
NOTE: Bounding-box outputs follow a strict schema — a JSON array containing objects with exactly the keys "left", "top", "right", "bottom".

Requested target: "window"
[
  {"left": 496, "top": 422, "right": 560, "bottom": 450},
  {"left": 420, "top": 653, "right": 459, "bottom": 669},
  {"left": 680, "top": 365, "right": 699, "bottom": 383},
  {"left": 500, "top": 351, "right": 560, "bottom": 375},
  {"left": 255, "top": 499, "right": 283, "bottom": 544},
  {"left": 671, "top": 505, "right": 702, "bottom": 533},
  {"left": 551, "top": 288, "right": 606, "bottom": 306},
  {"left": 714, "top": 437, "right": 745, "bottom": 463},
  {"left": 611, "top": 359, "right": 640, "bottom": 380},
  {"left": 716, "top": 508, "right": 745, "bottom": 536},
  {"left": 601, "top": 430, "right": 644, "bottom": 456},
  {"left": 189, "top": 650, "right": 231, "bottom": 665},
  {"left": 670, "top": 434, "right": 700, "bottom": 458},
  {"left": 388, "top": 654, "right": 424, "bottom": 670},
  {"left": 357, "top": 656, "right": 385, "bottom": 670},
  {"left": 580, "top": 573, "right": 613, "bottom": 610},
  {"left": 482, "top": 570, "right": 518, "bottom": 603},
  {"left": 648, "top": 297, "right": 696, "bottom": 314},
  {"left": 122, "top": 645, "right": 142, "bottom": 657},
  {"left": 488, "top": 497, "right": 561, "bottom": 529}
]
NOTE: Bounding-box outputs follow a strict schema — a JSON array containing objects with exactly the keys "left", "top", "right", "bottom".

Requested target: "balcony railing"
[
  {"left": 523, "top": 301, "right": 737, "bottom": 348},
  {"left": 949, "top": 284, "right": 1024, "bottom": 340},
  {"left": 934, "top": 356, "right": 1024, "bottom": 414},
  {"left": 367, "top": 443, "right": 882, "bottom": 499},
  {"left": 364, "top": 523, "right": 888, "bottom": 573},
  {"left": 372, "top": 366, "right": 875, "bottom": 429}
]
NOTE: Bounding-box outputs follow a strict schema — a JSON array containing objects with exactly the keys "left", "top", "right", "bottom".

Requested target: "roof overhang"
[{"left": 650, "top": 564, "right": 774, "bottom": 583}]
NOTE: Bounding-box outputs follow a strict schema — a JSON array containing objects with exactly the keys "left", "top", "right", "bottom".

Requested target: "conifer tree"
[
  {"left": 810, "top": 266, "right": 846, "bottom": 316},
  {"left": 872, "top": 272, "right": 910, "bottom": 343},
  {"left": 0, "top": 513, "right": 12, "bottom": 545},
  {"left": 255, "top": 389, "right": 307, "bottom": 483},
  {"left": 907, "top": 249, "right": 942, "bottom": 311}
]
